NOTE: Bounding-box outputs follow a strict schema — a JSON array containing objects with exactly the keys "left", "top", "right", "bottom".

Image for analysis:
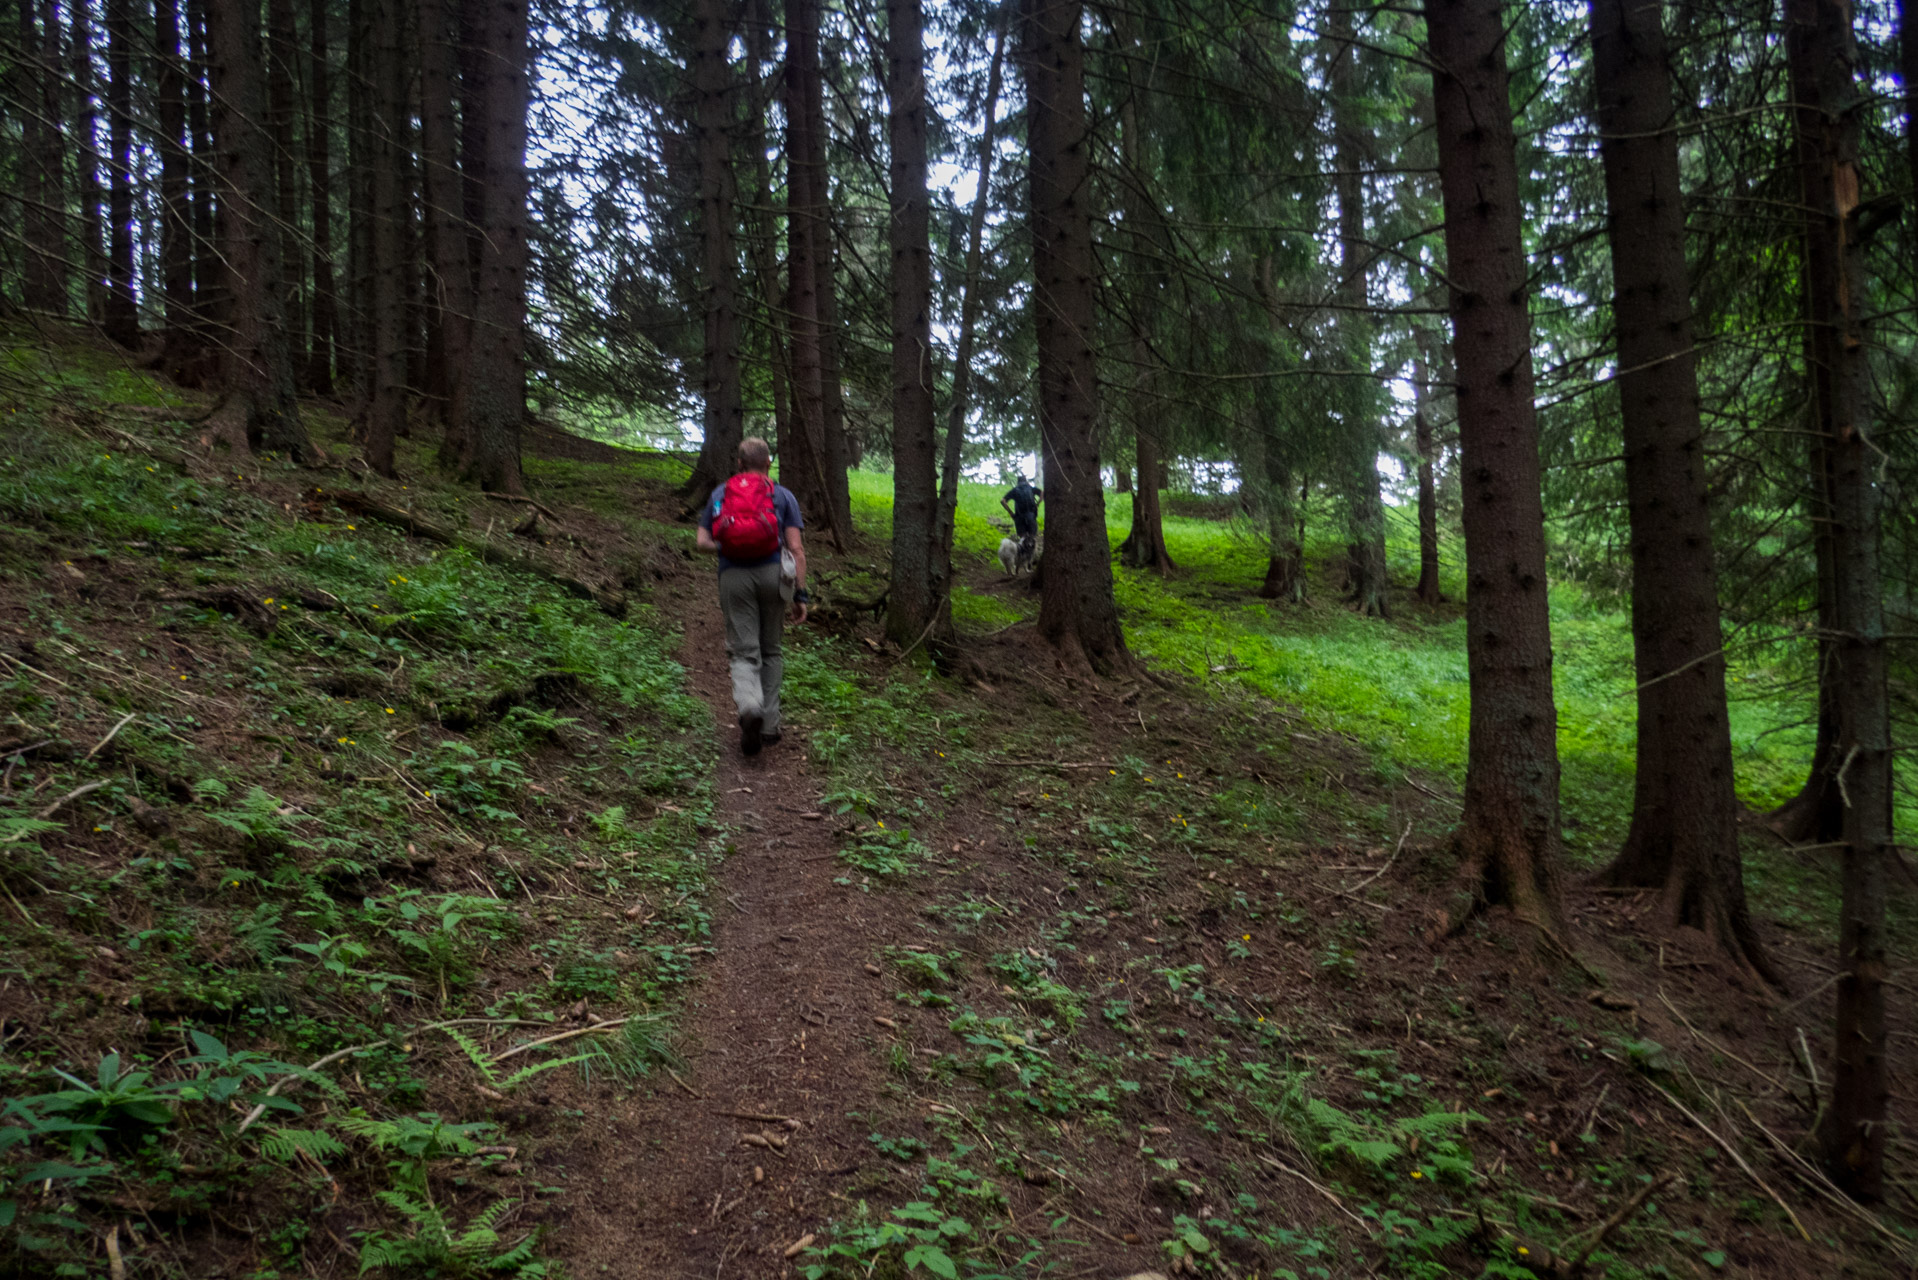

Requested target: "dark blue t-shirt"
[
  {"left": 1006, "top": 482, "right": 1038, "bottom": 519},
  {"left": 700, "top": 479, "right": 804, "bottom": 572}
]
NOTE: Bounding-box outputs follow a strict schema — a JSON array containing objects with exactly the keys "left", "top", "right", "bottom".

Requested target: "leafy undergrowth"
[
  {"left": 0, "top": 333, "right": 714, "bottom": 1278},
  {"left": 778, "top": 488, "right": 1915, "bottom": 1278}
]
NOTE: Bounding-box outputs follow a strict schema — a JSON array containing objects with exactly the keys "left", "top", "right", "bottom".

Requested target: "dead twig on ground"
[
  {"left": 84, "top": 712, "right": 139, "bottom": 761},
  {"left": 1340, "top": 822, "right": 1412, "bottom": 897},
  {"left": 1256, "top": 1153, "right": 1372, "bottom": 1232},
  {"left": 1646, "top": 1082, "right": 1809, "bottom": 1242}
]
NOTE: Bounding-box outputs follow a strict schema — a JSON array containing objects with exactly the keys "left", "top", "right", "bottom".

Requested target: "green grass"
[{"left": 842, "top": 467, "right": 1896, "bottom": 883}]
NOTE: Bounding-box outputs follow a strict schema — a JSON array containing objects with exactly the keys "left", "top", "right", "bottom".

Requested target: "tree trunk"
[
  {"left": 72, "top": 0, "right": 108, "bottom": 326},
  {"left": 186, "top": 0, "right": 219, "bottom": 336},
  {"left": 359, "top": 0, "right": 407, "bottom": 475},
  {"left": 205, "top": 0, "right": 316, "bottom": 460},
  {"left": 305, "top": 0, "right": 337, "bottom": 393},
  {"left": 1413, "top": 331, "right": 1442, "bottom": 604},
  {"left": 781, "top": 0, "right": 836, "bottom": 535},
  {"left": 741, "top": 0, "right": 789, "bottom": 466},
  {"left": 1589, "top": 0, "right": 1774, "bottom": 983},
  {"left": 448, "top": 0, "right": 528, "bottom": 492},
  {"left": 1427, "top": 0, "right": 1565, "bottom": 934},
  {"left": 1254, "top": 256, "right": 1303, "bottom": 602},
  {"left": 1787, "top": 0, "right": 1892, "bottom": 1203},
  {"left": 1115, "top": 85, "right": 1172, "bottom": 576},
  {"left": 156, "top": 0, "right": 198, "bottom": 366},
  {"left": 267, "top": 0, "right": 305, "bottom": 375},
  {"left": 685, "top": 0, "right": 745, "bottom": 505},
  {"left": 937, "top": 11, "right": 1006, "bottom": 561},
  {"left": 1903, "top": 0, "right": 1918, "bottom": 216},
  {"left": 22, "top": 0, "right": 67, "bottom": 314},
  {"left": 885, "top": 0, "right": 942, "bottom": 647},
  {"left": 104, "top": 0, "right": 139, "bottom": 346},
  {"left": 418, "top": 0, "right": 462, "bottom": 417},
  {"left": 799, "top": 2, "right": 853, "bottom": 539},
  {"left": 343, "top": 0, "right": 372, "bottom": 399},
  {"left": 440, "top": 0, "right": 489, "bottom": 467},
  {"left": 1122, "top": 425, "right": 1173, "bottom": 574},
  {"left": 1021, "top": 0, "right": 1127, "bottom": 674},
  {"left": 1330, "top": 0, "right": 1386, "bottom": 617}
]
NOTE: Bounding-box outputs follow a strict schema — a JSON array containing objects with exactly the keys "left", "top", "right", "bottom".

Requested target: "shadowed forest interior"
[{"left": 0, "top": 0, "right": 1915, "bottom": 1275}]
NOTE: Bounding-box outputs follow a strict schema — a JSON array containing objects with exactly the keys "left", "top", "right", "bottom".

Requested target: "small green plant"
[
  {"left": 36, "top": 1053, "right": 182, "bottom": 1154},
  {"left": 837, "top": 825, "right": 927, "bottom": 882},
  {"left": 801, "top": 1201, "right": 972, "bottom": 1279},
  {"left": 442, "top": 1028, "right": 598, "bottom": 1095}
]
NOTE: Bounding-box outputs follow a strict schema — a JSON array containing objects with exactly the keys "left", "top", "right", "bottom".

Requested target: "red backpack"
[{"left": 712, "top": 472, "right": 781, "bottom": 560}]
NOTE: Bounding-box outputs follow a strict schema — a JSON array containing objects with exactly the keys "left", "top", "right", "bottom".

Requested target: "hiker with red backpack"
[{"left": 695, "top": 438, "right": 809, "bottom": 756}]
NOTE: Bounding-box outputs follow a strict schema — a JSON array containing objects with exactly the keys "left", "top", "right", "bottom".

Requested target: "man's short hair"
[{"left": 737, "top": 438, "right": 772, "bottom": 472}]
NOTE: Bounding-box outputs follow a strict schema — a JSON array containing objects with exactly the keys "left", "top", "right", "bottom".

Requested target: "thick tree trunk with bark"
[
  {"left": 1254, "top": 257, "right": 1303, "bottom": 602},
  {"left": 1022, "top": 0, "right": 1127, "bottom": 673},
  {"left": 343, "top": 0, "right": 372, "bottom": 397},
  {"left": 685, "top": 0, "right": 745, "bottom": 505},
  {"left": 937, "top": 14, "right": 1005, "bottom": 561},
  {"left": 359, "top": 0, "right": 407, "bottom": 475},
  {"left": 156, "top": 0, "right": 198, "bottom": 367},
  {"left": 1589, "top": 0, "right": 1773, "bottom": 983},
  {"left": 205, "top": 0, "right": 315, "bottom": 460},
  {"left": 1427, "top": 0, "right": 1565, "bottom": 934},
  {"left": 448, "top": 0, "right": 527, "bottom": 492},
  {"left": 104, "top": 0, "right": 140, "bottom": 345},
  {"left": 267, "top": 0, "right": 304, "bottom": 372},
  {"left": 1330, "top": 1, "right": 1387, "bottom": 616},
  {"left": 1121, "top": 425, "right": 1173, "bottom": 574},
  {"left": 418, "top": 0, "right": 454, "bottom": 414},
  {"left": 797, "top": 3, "right": 853, "bottom": 539},
  {"left": 22, "top": 0, "right": 66, "bottom": 313},
  {"left": 884, "top": 0, "right": 943, "bottom": 647},
  {"left": 781, "top": 0, "right": 835, "bottom": 534},
  {"left": 305, "top": 0, "right": 337, "bottom": 393},
  {"left": 1413, "top": 334, "right": 1442, "bottom": 604},
  {"left": 1788, "top": 0, "right": 1892, "bottom": 1203}
]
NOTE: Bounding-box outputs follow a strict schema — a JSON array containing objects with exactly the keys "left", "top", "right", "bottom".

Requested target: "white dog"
[{"left": 998, "top": 531, "right": 1037, "bottom": 575}]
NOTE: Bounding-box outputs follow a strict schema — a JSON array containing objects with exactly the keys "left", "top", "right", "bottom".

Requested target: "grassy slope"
[
  {"left": 849, "top": 468, "right": 1906, "bottom": 937},
  {"left": 0, "top": 336, "right": 714, "bottom": 1278}
]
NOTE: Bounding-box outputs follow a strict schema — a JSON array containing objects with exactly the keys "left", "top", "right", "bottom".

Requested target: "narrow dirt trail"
[{"left": 558, "top": 573, "right": 911, "bottom": 1278}]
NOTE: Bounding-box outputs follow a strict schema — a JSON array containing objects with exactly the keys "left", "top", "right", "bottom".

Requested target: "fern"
[
  {"left": 441, "top": 1026, "right": 598, "bottom": 1093},
  {"left": 355, "top": 1186, "right": 551, "bottom": 1277},
  {"left": 260, "top": 1126, "right": 347, "bottom": 1164}
]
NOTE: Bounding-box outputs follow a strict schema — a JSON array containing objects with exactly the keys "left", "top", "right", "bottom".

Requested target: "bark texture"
[
  {"left": 686, "top": 0, "right": 744, "bottom": 504},
  {"left": 781, "top": 0, "right": 835, "bottom": 534},
  {"left": 360, "top": 0, "right": 407, "bottom": 475},
  {"left": 73, "top": 0, "right": 108, "bottom": 325},
  {"left": 1116, "top": 89, "right": 1172, "bottom": 576},
  {"left": 1022, "top": 0, "right": 1127, "bottom": 673},
  {"left": 1413, "top": 334, "right": 1442, "bottom": 605},
  {"left": 305, "top": 0, "right": 338, "bottom": 393},
  {"left": 1428, "top": 0, "right": 1565, "bottom": 933},
  {"left": 1590, "top": 0, "right": 1774, "bottom": 984},
  {"left": 104, "top": 0, "right": 140, "bottom": 345},
  {"left": 206, "top": 0, "right": 315, "bottom": 459},
  {"left": 156, "top": 0, "right": 197, "bottom": 366},
  {"left": 448, "top": 0, "right": 528, "bottom": 492},
  {"left": 1787, "top": 0, "right": 1892, "bottom": 1203},
  {"left": 884, "top": 0, "right": 944, "bottom": 647},
  {"left": 22, "top": 0, "right": 66, "bottom": 314}
]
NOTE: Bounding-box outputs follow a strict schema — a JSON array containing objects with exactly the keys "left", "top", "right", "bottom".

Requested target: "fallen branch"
[
  {"left": 320, "top": 490, "right": 623, "bottom": 617},
  {"left": 4, "top": 781, "right": 113, "bottom": 840},
  {"left": 489, "top": 1017, "right": 632, "bottom": 1063},
  {"left": 1561, "top": 1171, "right": 1673, "bottom": 1275},
  {"left": 84, "top": 713, "right": 139, "bottom": 761},
  {"left": 1731, "top": 1096, "right": 1915, "bottom": 1260},
  {"left": 1341, "top": 822, "right": 1412, "bottom": 897},
  {"left": 481, "top": 492, "right": 561, "bottom": 521},
  {"left": 1646, "top": 1082, "right": 1809, "bottom": 1242},
  {"left": 1256, "top": 1152, "right": 1372, "bottom": 1232}
]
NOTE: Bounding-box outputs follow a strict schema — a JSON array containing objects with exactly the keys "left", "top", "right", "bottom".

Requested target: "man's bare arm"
[{"left": 695, "top": 526, "right": 719, "bottom": 553}]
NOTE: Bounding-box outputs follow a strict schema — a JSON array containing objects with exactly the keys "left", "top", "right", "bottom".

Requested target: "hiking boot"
[
  {"left": 740, "top": 710, "right": 764, "bottom": 756},
  {"left": 761, "top": 729, "right": 782, "bottom": 747}
]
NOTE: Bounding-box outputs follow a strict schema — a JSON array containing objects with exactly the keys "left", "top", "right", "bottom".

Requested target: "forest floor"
[{"left": 0, "top": 327, "right": 1914, "bottom": 1280}]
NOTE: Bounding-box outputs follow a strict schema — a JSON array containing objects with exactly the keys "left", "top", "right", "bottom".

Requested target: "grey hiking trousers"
[{"left": 719, "top": 561, "right": 786, "bottom": 732}]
